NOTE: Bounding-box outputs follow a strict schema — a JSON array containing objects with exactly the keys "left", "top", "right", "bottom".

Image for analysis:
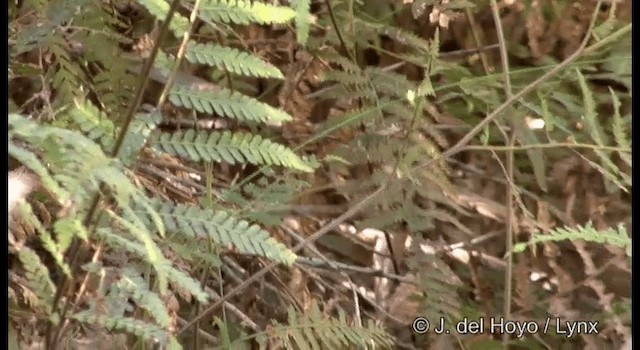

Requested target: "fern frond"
[
  {"left": 169, "top": 85, "right": 292, "bottom": 125},
  {"left": 199, "top": 0, "right": 296, "bottom": 25},
  {"left": 53, "top": 217, "right": 89, "bottom": 251},
  {"left": 49, "top": 36, "right": 83, "bottom": 103},
  {"left": 17, "top": 203, "right": 72, "bottom": 278},
  {"left": 10, "top": 1, "right": 72, "bottom": 56},
  {"left": 153, "top": 129, "right": 314, "bottom": 172},
  {"left": 366, "top": 21, "right": 431, "bottom": 54},
  {"left": 137, "top": 200, "right": 298, "bottom": 266},
  {"left": 512, "top": 222, "right": 631, "bottom": 256},
  {"left": 66, "top": 99, "right": 117, "bottom": 151},
  {"left": 576, "top": 69, "right": 629, "bottom": 188},
  {"left": 111, "top": 207, "right": 169, "bottom": 294},
  {"left": 136, "top": 0, "right": 190, "bottom": 36},
  {"left": 72, "top": 311, "right": 176, "bottom": 345},
  {"left": 10, "top": 113, "right": 146, "bottom": 205},
  {"left": 185, "top": 42, "right": 284, "bottom": 79},
  {"left": 407, "top": 245, "right": 462, "bottom": 322},
  {"left": 609, "top": 88, "right": 631, "bottom": 167},
  {"left": 117, "top": 111, "right": 162, "bottom": 166},
  {"left": 96, "top": 227, "right": 210, "bottom": 303},
  {"left": 115, "top": 269, "right": 172, "bottom": 328},
  {"left": 17, "top": 246, "right": 58, "bottom": 318},
  {"left": 289, "top": 0, "right": 312, "bottom": 44},
  {"left": 256, "top": 302, "right": 394, "bottom": 349}
]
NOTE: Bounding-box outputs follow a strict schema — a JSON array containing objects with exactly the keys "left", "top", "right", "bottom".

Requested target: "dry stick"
[
  {"left": 490, "top": 2, "right": 602, "bottom": 348},
  {"left": 157, "top": 0, "right": 204, "bottom": 108},
  {"left": 461, "top": 143, "right": 629, "bottom": 152},
  {"left": 488, "top": 0, "right": 516, "bottom": 347},
  {"left": 179, "top": 4, "right": 619, "bottom": 336}
]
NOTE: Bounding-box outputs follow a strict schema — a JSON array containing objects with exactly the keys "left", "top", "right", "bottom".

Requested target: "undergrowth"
[{"left": 8, "top": 0, "right": 630, "bottom": 349}]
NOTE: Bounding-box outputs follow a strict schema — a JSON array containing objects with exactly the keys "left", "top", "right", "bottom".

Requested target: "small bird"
[{"left": 8, "top": 166, "right": 38, "bottom": 214}]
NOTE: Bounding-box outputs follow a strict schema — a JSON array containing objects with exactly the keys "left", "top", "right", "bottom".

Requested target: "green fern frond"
[
  {"left": 512, "top": 222, "right": 631, "bottom": 256},
  {"left": 96, "top": 227, "right": 210, "bottom": 303},
  {"left": 66, "top": 99, "right": 117, "bottom": 151},
  {"left": 115, "top": 269, "right": 172, "bottom": 328},
  {"left": 226, "top": 176, "right": 310, "bottom": 225},
  {"left": 199, "top": 0, "right": 296, "bottom": 25},
  {"left": 17, "top": 246, "right": 58, "bottom": 318},
  {"left": 117, "top": 111, "right": 162, "bottom": 166},
  {"left": 152, "top": 129, "right": 314, "bottom": 172},
  {"left": 17, "top": 203, "right": 72, "bottom": 278},
  {"left": 366, "top": 22, "right": 431, "bottom": 54},
  {"left": 289, "top": 0, "right": 312, "bottom": 44},
  {"left": 10, "top": 113, "right": 148, "bottom": 205},
  {"left": 10, "top": 1, "right": 72, "bottom": 56},
  {"left": 185, "top": 42, "right": 284, "bottom": 79},
  {"left": 11, "top": 21, "right": 58, "bottom": 56},
  {"left": 576, "top": 69, "right": 629, "bottom": 188},
  {"left": 138, "top": 199, "right": 298, "bottom": 266},
  {"left": 53, "top": 217, "right": 89, "bottom": 252},
  {"left": 72, "top": 311, "right": 177, "bottom": 345},
  {"left": 136, "top": 0, "right": 190, "bottom": 36},
  {"left": 407, "top": 246, "right": 462, "bottom": 322},
  {"left": 49, "top": 36, "right": 83, "bottom": 103},
  {"left": 169, "top": 85, "right": 292, "bottom": 125},
  {"left": 111, "top": 207, "right": 169, "bottom": 294},
  {"left": 256, "top": 302, "right": 393, "bottom": 349},
  {"left": 609, "top": 88, "right": 631, "bottom": 167}
]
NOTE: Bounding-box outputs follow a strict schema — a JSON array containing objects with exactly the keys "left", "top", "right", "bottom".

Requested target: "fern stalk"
[{"left": 488, "top": 0, "right": 516, "bottom": 346}]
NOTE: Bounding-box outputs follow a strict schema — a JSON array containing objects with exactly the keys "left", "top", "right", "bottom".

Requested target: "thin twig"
[
  {"left": 488, "top": 0, "right": 515, "bottom": 346},
  {"left": 461, "top": 143, "right": 629, "bottom": 152},
  {"left": 156, "top": 0, "right": 204, "bottom": 107}
]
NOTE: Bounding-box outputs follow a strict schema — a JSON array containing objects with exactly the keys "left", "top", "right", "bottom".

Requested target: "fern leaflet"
[
  {"left": 199, "top": 0, "right": 296, "bottom": 25},
  {"left": 169, "top": 85, "right": 292, "bottom": 125},
  {"left": 185, "top": 42, "right": 284, "bottom": 79},
  {"left": 153, "top": 129, "right": 314, "bottom": 172},
  {"left": 135, "top": 199, "right": 298, "bottom": 266},
  {"left": 512, "top": 222, "right": 631, "bottom": 256}
]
